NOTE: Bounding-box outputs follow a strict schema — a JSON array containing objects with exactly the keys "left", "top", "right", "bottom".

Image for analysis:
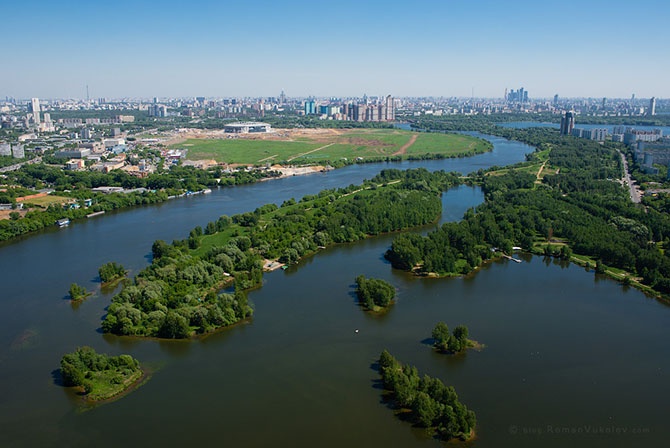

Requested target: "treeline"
[
  {"left": 0, "top": 165, "right": 280, "bottom": 242},
  {"left": 378, "top": 350, "right": 476, "bottom": 441},
  {"left": 411, "top": 113, "right": 670, "bottom": 133},
  {"left": 0, "top": 190, "right": 170, "bottom": 242},
  {"left": 6, "top": 163, "right": 275, "bottom": 192},
  {"left": 102, "top": 169, "right": 460, "bottom": 338},
  {"left": 387, "top": 126, "right": 670, "bottom": 296}
]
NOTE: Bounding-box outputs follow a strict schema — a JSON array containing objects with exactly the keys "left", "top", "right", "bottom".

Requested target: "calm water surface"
[{"left": 1, "top": 135, "right": 667, "bottom": 447}]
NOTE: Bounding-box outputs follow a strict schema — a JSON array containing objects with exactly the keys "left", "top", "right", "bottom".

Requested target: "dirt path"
[
  {"left": 286, "top": 143, "right": 335, "bottom": 162},
  {"left": 392, "top": 134, "right": 418, "bottom": 156},
  {"left": 536, "top": 160, "right": 547, "bottom": 181}
]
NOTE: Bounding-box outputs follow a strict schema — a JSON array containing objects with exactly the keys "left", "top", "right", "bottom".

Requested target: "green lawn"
[{"left": 174, "top": 129, "right": 491, "bottom": 165}]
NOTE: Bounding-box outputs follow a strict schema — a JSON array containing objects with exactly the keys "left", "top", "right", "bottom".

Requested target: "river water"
[{"left": 1, "top": 134, "right": 668, "bottom": 447}]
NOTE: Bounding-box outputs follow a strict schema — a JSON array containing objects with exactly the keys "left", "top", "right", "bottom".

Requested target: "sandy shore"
[{"left": 267, "top": 164, "right": 327, "bottom": 178}]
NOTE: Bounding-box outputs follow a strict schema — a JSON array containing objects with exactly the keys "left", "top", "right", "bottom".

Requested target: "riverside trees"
[{"left": 386, "top": 125, "right": 670, "bottom": 297}]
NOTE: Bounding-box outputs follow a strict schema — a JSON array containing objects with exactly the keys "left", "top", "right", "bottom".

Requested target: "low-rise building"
[
  {"left": 66, "top": 159, "right": 86, "bottom": 171},
  {"left": 56, "top": 148, "right": 91, "bottom": 158}
]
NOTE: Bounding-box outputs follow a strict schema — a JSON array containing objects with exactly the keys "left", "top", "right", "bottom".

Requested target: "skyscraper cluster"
[{"left": 506, "top": 87, "right": 528, "bottom": 103}]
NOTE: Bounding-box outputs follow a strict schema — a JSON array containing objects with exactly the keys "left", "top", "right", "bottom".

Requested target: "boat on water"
[{"left": 56, "top": 218, "right": 70, "bottom": 227}]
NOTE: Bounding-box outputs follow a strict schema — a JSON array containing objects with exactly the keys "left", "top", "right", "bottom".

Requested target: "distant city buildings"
[
  {"left": 301, "top": 95, "right": 396, "bottom": 122},
  {"left": 147, "top": 104, "right": 168, "bottom": 117}
]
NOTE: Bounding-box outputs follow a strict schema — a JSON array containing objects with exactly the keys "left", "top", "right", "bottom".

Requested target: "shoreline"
[{"left": 77, "top": 367, "right": 151, "bottom": 409}]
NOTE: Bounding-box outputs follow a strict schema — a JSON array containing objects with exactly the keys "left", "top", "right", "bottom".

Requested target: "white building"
[
  {"left": 12, "top": 144, "right": 25, "bottom": 159},
  {"left": 30, "top": 98, "right": 40, "bottom": 124}
]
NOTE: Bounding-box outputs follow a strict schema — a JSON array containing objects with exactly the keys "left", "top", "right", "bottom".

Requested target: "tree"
[
  {"left": 159, "top": 311, "right": 191, "bottom": 339},
  {"left": 433, "top": 322, "right": 470, "bottom": 353},
  {"left": 432, "top": 322, "right": 450, "bottom": 351}
]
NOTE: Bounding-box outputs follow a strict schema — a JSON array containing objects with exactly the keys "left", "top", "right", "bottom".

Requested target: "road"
[
  {"left": 618, "top": 150, "right": 641, "bottom": 203},
  {"left": 0, "top": 156, "right": 42, "bottom": 173}
]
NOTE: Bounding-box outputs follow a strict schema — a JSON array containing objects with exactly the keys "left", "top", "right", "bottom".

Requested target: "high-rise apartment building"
[
  {"left": 649, "top": 97, "right": 656, "bottom": 116},
  {"left": 384, "top": 95, "right": 395, "bottom": 121},
  {"left": 560, "top": 111, "right": 575, "bottom": 136},
  {"left": 30, "top": 98, "right": 40, "bottom": 124}
]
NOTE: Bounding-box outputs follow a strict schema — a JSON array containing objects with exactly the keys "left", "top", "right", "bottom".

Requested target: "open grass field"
[
  {"left": 22, "top": 195, "right": 72, "bottom": 208},
  {"left": 173, "top": 129, "right": 491, "bottom": 165}
]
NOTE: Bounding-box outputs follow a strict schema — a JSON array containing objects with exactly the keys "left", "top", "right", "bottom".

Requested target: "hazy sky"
[{"left": 3, "top": 0, "right": 669, "bottom": 99}]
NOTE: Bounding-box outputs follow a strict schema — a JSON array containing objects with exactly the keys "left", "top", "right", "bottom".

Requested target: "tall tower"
[
  {"left": 560, "top": 111, "right": 575, "bottom": 136},
  {"left": 30, "top": 98, "right": 41, "bottom": 124},
  {"left": 384, "top": 95, "right": 395, "bottom": 121},
  {"left": 649, "top": 97, "right": 656, "bottom": 116}
]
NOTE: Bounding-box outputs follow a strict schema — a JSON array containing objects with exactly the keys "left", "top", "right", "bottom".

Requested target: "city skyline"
[{"left": 3, "top": 0, "right": 669, "bottom": 99}]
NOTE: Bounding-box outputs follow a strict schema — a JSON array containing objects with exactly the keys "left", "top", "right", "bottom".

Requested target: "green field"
[{"left": 173, "top": 129, "right": 491, "bottom": 165}]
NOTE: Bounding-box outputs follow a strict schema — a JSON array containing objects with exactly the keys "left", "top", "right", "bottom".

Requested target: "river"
[{"left": 1, "top": 134, "right": 668, "bottom": 447}]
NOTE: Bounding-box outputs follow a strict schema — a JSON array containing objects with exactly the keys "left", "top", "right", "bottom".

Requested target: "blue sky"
[{"left": 3, "top": 0, "right": 669, "bottom": 99}]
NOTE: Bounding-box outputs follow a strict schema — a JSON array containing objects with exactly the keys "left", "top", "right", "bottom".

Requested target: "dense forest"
[
  {"left": 103, "top": 169, "right": 461, "bottom": 338},
  {"left": 387, "top": 123, "right": 670, "bottom": 297},
  {"left": 378, "top": 350, "right": 476, "bottom": 441}
]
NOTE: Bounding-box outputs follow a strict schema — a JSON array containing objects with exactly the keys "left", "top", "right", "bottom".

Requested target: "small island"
[
  {"left": 68, "top": 282, "right": 91, "bottom": 303},
  {"left": 355, "top": 275, "right": 395, "bottom": 312},
  {"left": 378, "top": 350, "right": 476, "bottom": 442},
  {"left": 431, "top": 322, "right": 482, "bottom": 353},
  {"left": 60, "top": 346, "right": 144, "bottom": 402},
  {"left": 98, "top": 261, "right": 127, "bottom": 285}
]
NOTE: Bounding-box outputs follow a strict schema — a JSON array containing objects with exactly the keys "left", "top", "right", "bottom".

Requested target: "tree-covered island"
[
  {"left": 431, "top": 322, "right": 481, "bottom": 353},
  {"left": 102, "top": 169, "right": 461, "bottom": 338},
  {"left": 68, "top": 282, "right": 90, "bottom": 302},
  {"left": 98, "top": 261, "right": 127, "bottom": 284},
  {"left": 378, "top": 350, "right": 476, "bottom": 442},
  {"left": 355, "top": 275, "right": 395, "bottom": 311},
  {"left": 59, "top": 346, "right": 143, "bottom": 402}
]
